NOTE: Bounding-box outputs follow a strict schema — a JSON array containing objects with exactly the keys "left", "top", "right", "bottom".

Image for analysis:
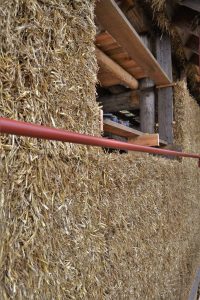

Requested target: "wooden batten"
[
  {"left": 103, "top": 119, "right": 161, "bottom": 147},
  {"left": 98, "top": 91, "right": 140, "bottom": 113},
  {"left": 96, "top": 47, "right": 139, "bottom": 89},
  {"left": 104, "top": 119, "right": 142, "bottom": 138},
  {"left": 128, "top": 134, "right": 159, "bottom": 147},
  {"left": 95, "top": 0, "right": 171, "bottom": 86}
]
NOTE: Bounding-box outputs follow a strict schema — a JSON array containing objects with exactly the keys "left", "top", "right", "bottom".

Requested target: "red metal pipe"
[{"left": 0, "top": 117, "right": 200, "bottom": 165}]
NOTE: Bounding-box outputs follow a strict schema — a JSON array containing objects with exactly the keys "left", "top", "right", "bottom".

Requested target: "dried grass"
[
  {"left": 145, "top": 0, "right": 186, "bottom": 66},
  {"left": 146, "top": 0, "right": 200, "bottom": 103},
  {"left": 0, "top": 1, "right": 200, "bottom": 300}
]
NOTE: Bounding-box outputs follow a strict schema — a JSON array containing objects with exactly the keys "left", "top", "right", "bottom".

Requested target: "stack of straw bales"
[{"left": 0, "top": 1, "right": 200, "bottom": 299}]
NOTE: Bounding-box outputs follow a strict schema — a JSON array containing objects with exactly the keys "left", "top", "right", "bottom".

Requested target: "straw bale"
[
  {"left": 145, "top": 0, "right": 186, "bottom": 67},
  {"left": 0, "top": 1, "right": 200, "bottom": 300},
  {"left": 146, "top": 1, "right": 200, "bottom": 104}
]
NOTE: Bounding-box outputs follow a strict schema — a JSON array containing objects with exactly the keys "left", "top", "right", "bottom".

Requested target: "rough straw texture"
[
  {"left": 0, "top": 1, "right": 200, "bottom": 299},
  {"left": 145, "top": 0, "right": 200, "bottom": 104},
  {"left": 145, "top": 0, "right": 186, "bottom": 64}
]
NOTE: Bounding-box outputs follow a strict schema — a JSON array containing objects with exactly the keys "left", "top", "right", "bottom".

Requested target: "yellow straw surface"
[{"left": 0, "top": 1, "right": 200, "bottom": 299}]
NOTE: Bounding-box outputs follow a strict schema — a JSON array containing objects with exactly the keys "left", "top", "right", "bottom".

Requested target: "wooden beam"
[
  {"left": 98, "top": 91, "right": 140, "bottom": 113},
  {"left": 179, "top": 0, "right": 200, "bottom": 13},
  {"left": 96, "top": 47, "right": 139, "bottom": 89},
  {"left": 139, "top": 35, "right": 155, "bottom": 134},
  {"left": 104, "top": 119, "right": 160, "bottom": 146},
  {"left": 156, "top": 34, "right": 173, "bottom": 144},
  {"left": 107, "top": 85, "right": 127, "bottom": 94},
  {"left": 104, "top": 119, "right": 143, "bottom": 138},
  {"left": 100, "top": 109, "right": 104, "bottom": 132},
  {"left": 140, "top": 81, "right": 155, "bottom": 134},
  {"left": 95, "top": 0, "right": 171, "bottom": 85},
  {"left": 95, "top": 31, "right": 147, "bottom": 79},
  {"left": 98, "top": 72, "right": 122, "bottom": 87},
  {"left": 128, "top": 134, "right": 159, "bottom": 147}
]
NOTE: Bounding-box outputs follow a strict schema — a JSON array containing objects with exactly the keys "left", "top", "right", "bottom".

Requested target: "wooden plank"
[
  {"left": 179, "top": 0, "right": 200, "bottom": 13},
  {"left": 99, "top": 109, "right": 104, "bottom": 132},
  {"left": 98, "top": 91, "right": 140, "bottom": 113},
  {"left": 139, "top": 35, "right": 155, "bottom": 134},
  {"left": 127, "top": 68, "right": 146, "bottom": 79},
  {"left": 156, "top": 35, "right": 173, "bottom": 81},
  {"left": 156, "top": 34, "right": 173, "bottom": 144},
  {"left": 104, "top": 119, "right": 144, "bottom": 138},
  {"left": 128, "top": 134, "right": 159, "bottom": 147},
  {"left": 104, "top": 120, "right": 160, "bottom": 146},
  {"left": 96, "top": 31, "right": 147, "bottom": 79},
  {"left": 159, "top": 139, "right": 168, "bottom": 146},
  {"left": 96, "top": 47, "right": 138, "bottom": 89},
  {"left": 95, "top": 0, "right": 171, "bottom": 85}
]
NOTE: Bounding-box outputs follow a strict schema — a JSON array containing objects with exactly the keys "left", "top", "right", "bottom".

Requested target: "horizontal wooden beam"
[
  {"left": 96, "top": 47, "right": 139, "bottom": 89},
  {"left": 128, "top": 134, "right": 159, "bottom": 147},
  {"left": 95, "top": 0, "right": 171, "bottom": 86},
  {"left": 104, "top": 119, "right": 162, "bottom": 146},
  {"left": 98, "top": 72, "right": 122, "bottom": 87},
  {"left": 179, "top": 0, "right": 200, "bottom": 13},
  {"left": 98, "top": 91, "right": 140, "bottom": 112},
  {"left": 104, "top": 119, "right": 142, "bottom": 138}
]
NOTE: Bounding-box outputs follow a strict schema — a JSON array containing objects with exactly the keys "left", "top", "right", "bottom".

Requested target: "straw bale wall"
[{"left": 0, "top": 1, "right": 200, "bottom": 299}]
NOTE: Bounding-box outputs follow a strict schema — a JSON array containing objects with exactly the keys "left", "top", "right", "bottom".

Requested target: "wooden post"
[
  {"left": 139, "top": 35, "right": 155, "bottom": 134},
  {"left": 156, "top": 34, "right": 173, "bottom": 143}
]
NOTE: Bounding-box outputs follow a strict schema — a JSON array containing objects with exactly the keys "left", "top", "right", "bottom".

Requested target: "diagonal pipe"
[{"left": 0, "top": 117, "right": 200, "bottom": 167}]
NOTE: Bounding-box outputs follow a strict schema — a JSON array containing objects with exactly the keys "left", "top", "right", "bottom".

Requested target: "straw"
[{"left": 0, "top": 1, "right": 200, "bottom": 299}]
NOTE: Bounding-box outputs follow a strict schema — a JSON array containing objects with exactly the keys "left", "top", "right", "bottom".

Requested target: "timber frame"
[{"left": 94, "top": 0, "right": 200, "bottom": 149}]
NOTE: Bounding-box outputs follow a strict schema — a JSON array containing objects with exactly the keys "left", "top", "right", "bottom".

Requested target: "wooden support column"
[
  {"left": 156, "top": 34, "right": 173, "bottom": 144},
  {"left": 139, "top": 35, "right": 155, "bottom": 134}
]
